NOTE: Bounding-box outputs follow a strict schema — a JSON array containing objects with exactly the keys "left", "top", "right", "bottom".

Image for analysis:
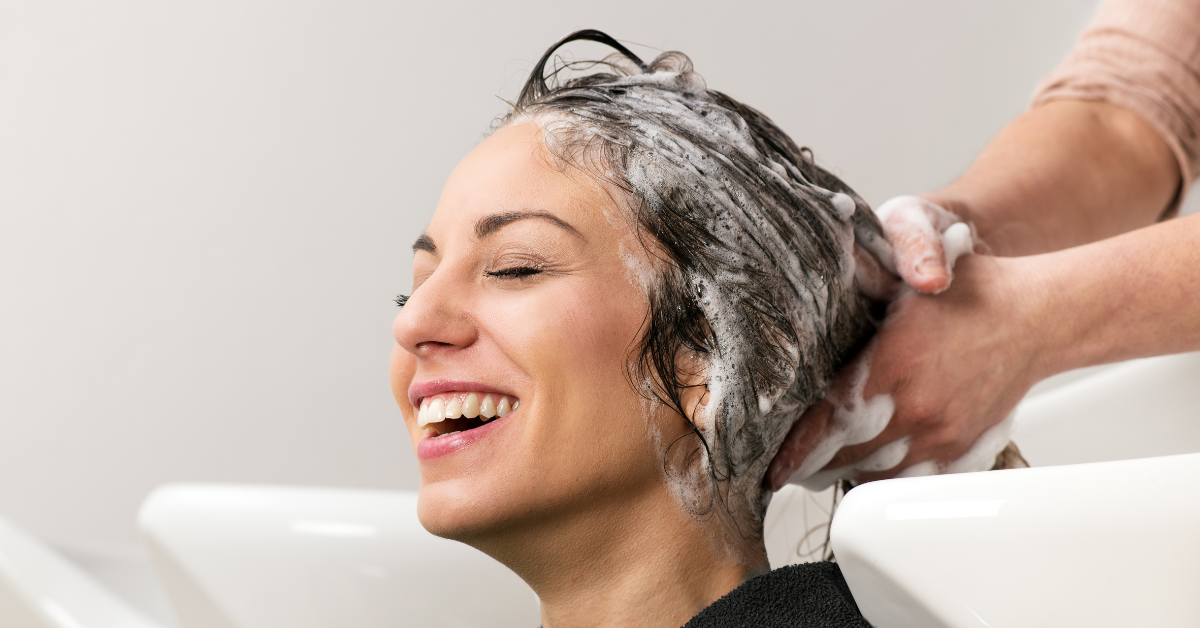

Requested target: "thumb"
[{"left": 875, "top": 196, "right": 970, "bottom": 294}]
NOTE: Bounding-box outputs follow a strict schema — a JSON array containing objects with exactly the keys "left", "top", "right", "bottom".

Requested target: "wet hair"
[{"left": 504, "top": 30, "right": 885, "bottom": 535}]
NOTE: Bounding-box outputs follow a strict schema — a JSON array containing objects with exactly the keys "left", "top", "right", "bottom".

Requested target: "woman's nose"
[{"left": 392, "top": 270, "right": 478, "bottom": 359}]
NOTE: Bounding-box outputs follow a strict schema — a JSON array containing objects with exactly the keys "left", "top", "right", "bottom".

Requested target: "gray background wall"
[{"left": 1, "top": 0, "right": 1110, "bottom": 548}]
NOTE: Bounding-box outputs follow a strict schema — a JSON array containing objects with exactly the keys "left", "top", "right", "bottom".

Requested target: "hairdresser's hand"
[
  {"left": 766, "top": 254, "right": 1048, "bottom": 489},
  {"left": 875, "top": 195, "right": 977, "bottom": 295}
]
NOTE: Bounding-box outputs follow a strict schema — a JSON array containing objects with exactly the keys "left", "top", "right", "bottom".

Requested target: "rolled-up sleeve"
[{"left": 1033, "top": 0, "right": 1200, "bottom": 216}]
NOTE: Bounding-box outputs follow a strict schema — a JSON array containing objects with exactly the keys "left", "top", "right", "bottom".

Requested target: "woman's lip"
[
  {"left": 416, "top": 411, "right": 513, "bottom": 460},
  {"left": 408, "top": 379, "right": 514, "bottom": 407}
]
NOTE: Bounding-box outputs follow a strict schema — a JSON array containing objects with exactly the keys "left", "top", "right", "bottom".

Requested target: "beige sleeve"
[{"left": 1033, "top": 0, "right": 1200, "bottom": 216}]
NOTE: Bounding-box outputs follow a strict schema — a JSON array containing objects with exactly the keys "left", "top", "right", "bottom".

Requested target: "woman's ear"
[
  {"left": 679, "top": 381, "right": 710, "bottom": 428},
  {"left": 676, "top": 351, "right": 711, "bottom": 429}
]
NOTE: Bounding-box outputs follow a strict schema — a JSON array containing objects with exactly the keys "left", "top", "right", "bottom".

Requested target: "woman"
[{"left": 388, "top": 30, "right": 887, "bottom": 627}]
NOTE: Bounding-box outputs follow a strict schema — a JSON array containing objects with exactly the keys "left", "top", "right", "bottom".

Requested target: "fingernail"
[{"left": 916, "top": 262, "right": 945, "bottom": 279}]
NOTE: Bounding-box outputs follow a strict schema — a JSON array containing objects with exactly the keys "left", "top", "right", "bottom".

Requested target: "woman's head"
[{"left": 390, "top": 30, "right": 880, "bottom": 558}]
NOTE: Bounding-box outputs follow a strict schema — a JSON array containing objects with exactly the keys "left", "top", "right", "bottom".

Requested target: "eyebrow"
[
  {"left": 411, "top": 210, "right": 583, "bottom": 255},
  {"left": 475, "top": 210, "right": 583, "bottom": 240},
  {"left": 412, "top": 234, "right": 436, "bottom": 254}
]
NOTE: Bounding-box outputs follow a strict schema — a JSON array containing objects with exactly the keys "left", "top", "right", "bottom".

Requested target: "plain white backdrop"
[{"left": 0, "top": 0, "right": 1111, "bottom": 548}]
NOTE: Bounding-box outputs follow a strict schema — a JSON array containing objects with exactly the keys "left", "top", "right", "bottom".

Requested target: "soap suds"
[
  {"left": 510, "top": 46, "right": 884, "bottom": 534},
  {"left": 782, "top": 346, "right": 899, "bottom": 492},
  {"left": 874, "top": 195, "right": 976, "bottom": 280},
  {"left": 941, "top": 222, "right": 974, "bottom": 268},
  {"left": 786, "top": 349, "right": 1016, "bottom": 489},
  {"left": 893, "top": 413, "right": 1017, "bottom": 478},
  {"left": 945, "top": 412, "right": 1017, "bottom": 473}
]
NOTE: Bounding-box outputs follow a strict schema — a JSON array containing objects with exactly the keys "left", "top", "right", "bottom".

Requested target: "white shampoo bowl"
[
  {"left": 138, "top": 485, "right": 539, "bottom": 628},
  {"left": 767, "top": 351, "right": 1200, "bottom": 569},
  {"left": 831, "top": 452, "right": 1200, "bottom": 628},
  {"left": 1014, "top": 351, "right": 1200, "bottom": 466},
  {"left": 0, "top": 514, "right": 164, "bottom": 628}
]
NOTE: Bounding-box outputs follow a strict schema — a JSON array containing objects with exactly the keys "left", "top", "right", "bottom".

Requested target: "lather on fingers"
[
  {"left": 765, "top": 198, "right": 985, "bottom": 491},
  {"left": 874, "top": 195, "right": 976, "bottom": 295}
]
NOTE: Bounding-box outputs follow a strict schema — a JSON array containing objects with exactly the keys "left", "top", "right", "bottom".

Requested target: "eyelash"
[
  {"left": 396, "top": 266, "right": 544, "bottom": 307},
  {"left": 485, "top": 266, "right": 543, "bottom": 278}
]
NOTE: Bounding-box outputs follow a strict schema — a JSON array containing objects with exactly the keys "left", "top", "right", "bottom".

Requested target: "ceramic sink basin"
[
  {"left": 137, "top": 484, "right": 539, "bottom": 628},
  {"left": 831, "top": 452, "right": 1200, "bottom": 628},
  {"left": 0, "top": 514, "right": 163, "bottom": 628}
]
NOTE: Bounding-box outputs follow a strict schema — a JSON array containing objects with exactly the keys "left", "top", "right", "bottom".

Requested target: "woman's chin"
[{"left": 415, "top": 478, "right": 512, "bottom": 543}]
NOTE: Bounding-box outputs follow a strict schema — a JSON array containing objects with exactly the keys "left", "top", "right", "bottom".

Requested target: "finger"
[
  {"left": 775, "top": 340, "right": 896, "bottom": 492},
  {"left": 764, "top": 399, "right": 835, "bottom": 491},
  {"left": 875, "top": 196, "right": 952, "bottom": 294},
  {"left": 820, "top": 411, "right": 914, "bottom": 470},
  {"left": 855, "top": 464, "right": 925, "bottom": 484},
  {"left": 849, "top": 410, "right": 1017, "bottom": 482},
  {"left": 846, "top": 438, "right": 946, "bottom": 483},
  {"left": 853, "top": 243, "right": 902, "bottom": 302},
  {"left": 849, "top": 436, "right": 912, "bottom": 474},
  {"left": 805, "top": 337, "right": 903, "bottom": 472},
  {"left": 854, "top": 444, "right": 949, "bottom": 483}
]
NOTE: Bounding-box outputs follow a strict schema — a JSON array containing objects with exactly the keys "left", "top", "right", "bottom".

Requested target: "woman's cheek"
[
  {"left": 541, "top": 284, "right": 632, "bottom": 363},
  {"left": 389, "top": 345, "right": 417, "bottom": 412}
]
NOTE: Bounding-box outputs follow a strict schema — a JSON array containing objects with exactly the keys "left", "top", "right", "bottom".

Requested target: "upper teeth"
[{"left": 417, "top": 393, "right": 518, "bottom": 427}]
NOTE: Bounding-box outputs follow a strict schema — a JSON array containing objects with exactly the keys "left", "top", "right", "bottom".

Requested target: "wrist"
[
  {"left": 1000, "top": 251, "right": 1106, "bottom": 381},
  {"left": 992, "top": 255, "right": 1073, "bottom": 384}
]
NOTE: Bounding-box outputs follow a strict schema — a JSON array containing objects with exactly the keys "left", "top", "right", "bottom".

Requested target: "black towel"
[{"left": 683, "top": 562, "right": 872, "bottom": 628}]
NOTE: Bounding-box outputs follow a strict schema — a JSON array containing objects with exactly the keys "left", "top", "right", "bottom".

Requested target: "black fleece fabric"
[{"left": 682, "top": 562, "right": 872, "bottom": 628}]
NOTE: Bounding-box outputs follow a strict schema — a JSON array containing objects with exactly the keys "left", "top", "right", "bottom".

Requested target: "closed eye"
[{"left": 485, "top": 266, "right": 543, "bottom": 278}]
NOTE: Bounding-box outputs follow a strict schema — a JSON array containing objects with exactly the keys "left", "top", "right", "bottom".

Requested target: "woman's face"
[{"left": 390, "top": 122, "right": 689, "bottom": 542}]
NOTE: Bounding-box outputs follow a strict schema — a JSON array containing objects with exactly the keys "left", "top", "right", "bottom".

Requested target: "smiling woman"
[{"left": 389, "top": 30, "right": 882, "bottom": 628}]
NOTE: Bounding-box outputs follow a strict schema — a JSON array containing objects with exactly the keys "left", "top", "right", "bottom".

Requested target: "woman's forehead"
[{"left": 425, "top": 122, "right": 627, "bottom": 246}]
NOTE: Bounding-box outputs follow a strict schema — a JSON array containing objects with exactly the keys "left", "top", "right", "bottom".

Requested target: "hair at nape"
[{"left": 503, "top": 30, "right": 884, "bottom": 536}]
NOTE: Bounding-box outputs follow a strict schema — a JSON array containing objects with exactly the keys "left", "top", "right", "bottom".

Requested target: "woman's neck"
[{"left": 477, "top": 483, "right": 765, "bottom": 628}]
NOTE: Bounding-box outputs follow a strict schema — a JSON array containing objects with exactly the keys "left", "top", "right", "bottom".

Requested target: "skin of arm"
[
  {"left": 766, "top": 99, "right": 1190, "bottom": 488},
  {"left": 929, "top": 100, "right": 1179, "bottom": 257}
]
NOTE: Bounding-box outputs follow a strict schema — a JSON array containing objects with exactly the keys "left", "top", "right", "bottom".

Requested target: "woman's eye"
[{"left": 485, "top": 266, "right": 543, "bottom": 278}]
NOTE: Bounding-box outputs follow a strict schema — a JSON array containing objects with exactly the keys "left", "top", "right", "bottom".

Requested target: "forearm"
[
  {"left": 1019, "top": 212, "right": 1200, "bottom": 378},
  {"left": 926, "top": 100, "right": 1180, "bottom": 257}
]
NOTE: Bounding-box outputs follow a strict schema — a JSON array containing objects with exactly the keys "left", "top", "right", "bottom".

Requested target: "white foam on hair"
[
  {"left": 516, "top": 60, "right": 880, "bottom": 537},
  {"left": 617, "top": 87, "right": 860, "bottom": 524},
  {"left": 830, "top": 193, "right": 856, "bottom": 221}
]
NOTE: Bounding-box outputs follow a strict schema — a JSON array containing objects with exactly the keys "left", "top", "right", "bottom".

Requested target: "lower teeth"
[{"left": 427, "top": 417, "right": 488, "bottom": 437}]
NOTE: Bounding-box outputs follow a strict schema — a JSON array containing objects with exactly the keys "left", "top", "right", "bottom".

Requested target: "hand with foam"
[
  {"left": 765, "top": 253, "right": 1040, "bottom": 490},
  {"left": 764, "top": 197, "right": 1029, "bottom": 490},
  {"left": 874, "top": 195, "right": 977, "bottom": 295}
]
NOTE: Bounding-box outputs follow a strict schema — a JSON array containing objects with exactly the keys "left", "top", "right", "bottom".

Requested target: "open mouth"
[{"left": 417, "top": 392, "right": 518, "bottom": 437}]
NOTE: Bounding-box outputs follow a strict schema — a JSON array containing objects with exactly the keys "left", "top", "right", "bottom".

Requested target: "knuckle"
[
  {"left": 896, "top": 398, "right": 941, "bottom": 430},
  {"left": 915, "top": 420, "right": 960, "bottom": 451}
]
